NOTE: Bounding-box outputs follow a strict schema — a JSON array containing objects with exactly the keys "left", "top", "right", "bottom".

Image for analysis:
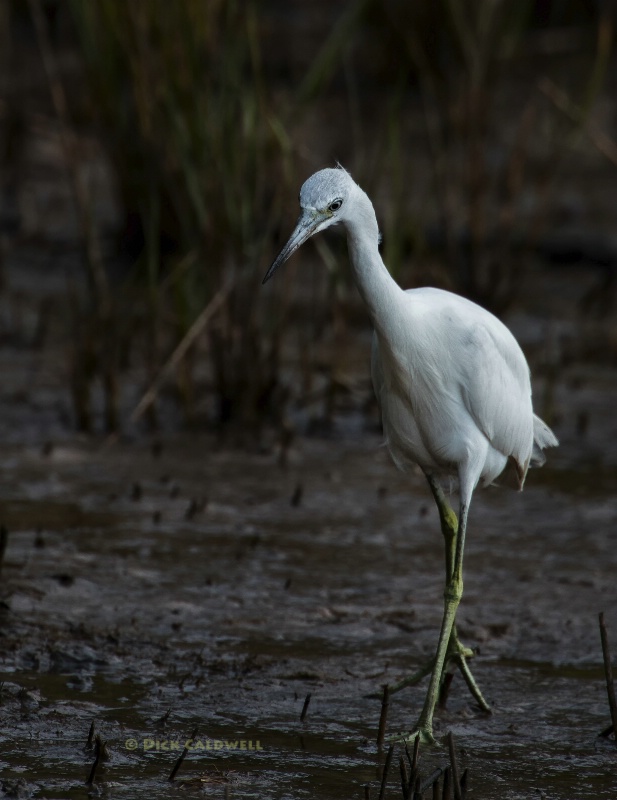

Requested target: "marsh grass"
[
  {"left": 64, "top": 0, "right": 295, "bottom": 432},
  {"left": 379, "top": 0, "right": 613, "bottom": 312},
  {"left": 24, "top": 1, "right": 613, "bottom": 432}
]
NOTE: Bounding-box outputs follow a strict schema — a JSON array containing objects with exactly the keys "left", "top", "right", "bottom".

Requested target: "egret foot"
[
  {"left": 387, "top": 625, "right": 491, "bottom": 714},
  {"left": 443, "top": 626, "right": 491, "bottom": 713},
  {"left": 388, "top": 726, "right": 437, "bottom": 746}
]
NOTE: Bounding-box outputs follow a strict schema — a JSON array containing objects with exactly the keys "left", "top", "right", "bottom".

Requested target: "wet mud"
[{"left": 1, "top": 366, "right": 617, "bottom": 798}]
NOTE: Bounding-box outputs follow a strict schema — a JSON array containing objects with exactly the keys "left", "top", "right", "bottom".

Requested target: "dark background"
[{"left": 1, "top": 0, "right": 616, "bottom": 439}]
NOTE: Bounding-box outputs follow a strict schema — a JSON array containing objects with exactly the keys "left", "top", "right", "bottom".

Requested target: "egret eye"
[{"left": 328, "top": 199, "right": 343, "bottom": 212}]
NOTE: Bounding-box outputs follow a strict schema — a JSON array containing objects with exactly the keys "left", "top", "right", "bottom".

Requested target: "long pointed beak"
[{"left": 262, "top": 213, "right": 322, "bottom": 285}]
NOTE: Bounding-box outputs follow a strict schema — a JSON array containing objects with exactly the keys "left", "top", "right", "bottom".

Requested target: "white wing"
[
  {"left": 370, "top": 287, "right": 555, "bottom": 486},
  {"left": 455, "top": 311, "right": 534, "bottom": 479},
  {"left": 370, "top": 333, "right": 384, "bottom": 413}
]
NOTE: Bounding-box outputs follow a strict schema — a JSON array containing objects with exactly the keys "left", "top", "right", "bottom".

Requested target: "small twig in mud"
[
  {"left": 460, "top": 768, "right": 468, "bottom": 798},
  {"left": 277, "top": 423, "right": 295, "bottom": 470},
  {"left": 185, "top": 498, "right": 208, "bottom": 520},
  {"left": 364, "top": 783, "right": 371, "bottom": 799},
  {"left": 419, "top": 766, "right": 446, "bottom": 796},
  {"left": 378, "top": 743, "right": 394, "bottom": 800},
  {"left": 300, "top": 693, "right": 312, "bottom": 721},
  {"left": 599, "top": 722, "right": 614, "bottom": 738},
  {"left": 155, "top": 708, "right": 172, "bottom": 730},
  {"left": 410, "top": 735, "right": 420, "bottom": 779},
  {"left": 377, "top": 685, "right": 390, "bottom": 749},
  {"left": 169, "top": 727, "right": 198, "bottom": 782},
  {"left": 290, "top": 483, "right": 303, "bottom": 508},
  {"left": 402, "top": 738, "right": 419, "bottom": 800},
  {"left": 0, "top": 525, "right": 8, "bottom": 577},
  {"left": 95, "top": 735, "right": 110, "bottom": 761},
  {"left": 447, "top": 732, "right": 463, "bottom": 800},
  {"left": 599, "top": 612, "right": 617, "bottom": 742},
  {"left": 85, "top": 735, "right": 107, "bottom": 786},
  {"left": 441, "top": 766, "right": 450, "bottom": 800},
  {"left": 85, "top": 720, "right": 95, "bottom": 750},
  {"left": 403, "top": 736, "right": 419, "bottom": 800},
  {"left": 399, "top": 755, "right": 409, "bottom": 799},
  {"left": 41, "top": 441, "right": 54, "bottom": 457},
  {"left": 85, "top": 752, "right": 99, "bottom": 785}
]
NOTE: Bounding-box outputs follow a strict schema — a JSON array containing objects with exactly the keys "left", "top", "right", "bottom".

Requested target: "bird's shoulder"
[
  {"left": 402, "top": 287, "right": 528, "bottom": 377},
  {"left": 398, "top": 287, "right": 534, "bottom": 461}
]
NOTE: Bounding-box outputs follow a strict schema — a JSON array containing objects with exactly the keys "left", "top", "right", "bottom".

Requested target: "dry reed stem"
[
  {"left": 169, "top": 727, "right": 198, "bottom": 781},
  {"left": 27, "top": 0, "right": 110, "bottom": 316},
  {"left": 130, "top": 280, "right": 234, "bottom": 422},
  {"left": 538, "top": 77, "right": 617, "bottom": 169},
  {"left": 599, "top": 612, "right": 617, "bottom": 741}
]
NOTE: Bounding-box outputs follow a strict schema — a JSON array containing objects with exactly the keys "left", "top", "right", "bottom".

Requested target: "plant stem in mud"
[{"left": 599, "top": 612, "right": 617, "bottom": 741}]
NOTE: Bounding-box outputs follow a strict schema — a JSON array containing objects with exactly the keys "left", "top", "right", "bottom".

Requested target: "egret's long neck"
[{"left": 344, "top": 190, "right": 405, "bottom": 335}]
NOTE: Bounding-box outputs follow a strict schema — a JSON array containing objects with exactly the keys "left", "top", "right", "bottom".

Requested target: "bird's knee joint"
[
  {"left": 443, "top": 509, "right": 458, "bottom": 533},
  {"left": 440, "top": 523, "right": 457, "bottom": 545},
  {"left": 444, "top": 580, "right": 463, "bottom": 604}
]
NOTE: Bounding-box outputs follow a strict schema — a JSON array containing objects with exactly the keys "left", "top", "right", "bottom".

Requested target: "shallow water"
[{"left": 1, "top": 369, "right": 617, "bottom": 798}]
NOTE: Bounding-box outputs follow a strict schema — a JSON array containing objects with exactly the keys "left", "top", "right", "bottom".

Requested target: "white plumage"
[
  {"left": 371, "top": 286, "right": 553, "bottom": 490},
  {"left": 263, "top": 166, "right": 558, "bottom": 743}
]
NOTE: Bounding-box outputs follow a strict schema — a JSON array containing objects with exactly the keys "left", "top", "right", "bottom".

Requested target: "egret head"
[{"left": 262, "top": 167, "right": 357, "bottom": 284}]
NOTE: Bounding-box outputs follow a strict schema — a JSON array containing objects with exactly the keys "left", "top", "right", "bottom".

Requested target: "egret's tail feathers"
[{"left": 530, "top": 414, "right": 559, "bottom": 467}]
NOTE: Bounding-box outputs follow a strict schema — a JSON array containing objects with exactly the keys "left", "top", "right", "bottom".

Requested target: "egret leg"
[
  {"left": 390, "top": 473, "right": 492, "bottom": 744},
  {"left": 402, "top": 495, "right": 469, "bottom": 743},
  {"left": 388, "top": 477, "right": 490, "bottom": 715},
  {"left": 398, "top": 503, "right": 467, "bottom": 743},
  {"left": 426, "top": 476, "right": 490, "bottom": 714}
]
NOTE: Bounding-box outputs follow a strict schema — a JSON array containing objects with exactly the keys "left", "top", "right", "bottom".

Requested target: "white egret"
[{"left": 262, "top": 167, "right": 558, "bottom": 744}]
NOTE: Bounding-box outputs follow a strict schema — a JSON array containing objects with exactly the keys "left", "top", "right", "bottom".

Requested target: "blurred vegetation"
[
  {"left": 7, "top": 0, "right": 615, "bottom": 434},
  {"left": 377, "top": 0, "right": 613, "bottom": 310},
  {"left": 64, "top": 0, "right": 295, "bottom": 433}
]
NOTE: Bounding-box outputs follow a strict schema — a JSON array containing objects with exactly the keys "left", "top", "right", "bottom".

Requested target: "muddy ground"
[{"left": 1, "top": 271, "right": 617, "bottom": 799}]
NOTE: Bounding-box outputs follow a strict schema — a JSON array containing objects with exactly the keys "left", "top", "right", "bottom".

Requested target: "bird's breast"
[
  {"left": 375, "top": 344, "right": 459, "bottom": 474},
  {"left": 373, "top": 330, "right": 504, "bottom": 480}
]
